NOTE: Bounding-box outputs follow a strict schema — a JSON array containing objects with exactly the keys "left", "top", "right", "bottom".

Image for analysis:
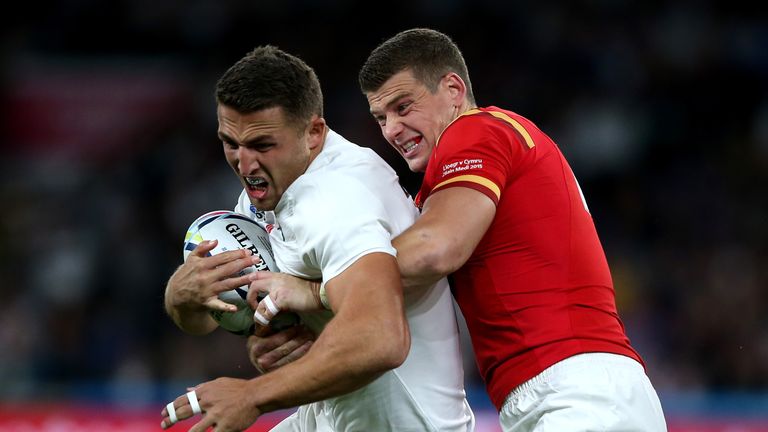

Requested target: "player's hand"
[
  {"left": 247, "top": 325, "right": 315, "bottom": 373},
  {"left": 166, "top": 240, "right": 254, "bottom": 313},
  {"left": 247, "top": 271, "right": 323, "bottom": 322},
  {"left": 161, "top": 378, "right": 260, "bottom": 432}
]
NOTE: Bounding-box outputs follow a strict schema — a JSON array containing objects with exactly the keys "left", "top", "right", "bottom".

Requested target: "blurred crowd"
[{"left": 1, "top": 0, "right": 766, "bottom": 410}]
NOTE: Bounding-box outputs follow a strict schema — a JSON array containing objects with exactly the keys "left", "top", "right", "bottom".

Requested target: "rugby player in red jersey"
[{"left": 357, "top": 28, "right": 667, "bottom": 431}]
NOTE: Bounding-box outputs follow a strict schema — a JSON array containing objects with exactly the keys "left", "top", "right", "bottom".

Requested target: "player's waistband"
[{"left": 501, "top": 352, "right": 643, "bottom": 411}]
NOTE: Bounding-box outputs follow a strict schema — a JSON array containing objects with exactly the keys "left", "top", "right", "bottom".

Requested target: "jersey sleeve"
[
  {"left": 419, "top": 110, "right": 533, "bottom": 207},
  {"left": 293, "top": 175, "right": 397, "bottom": 285}
]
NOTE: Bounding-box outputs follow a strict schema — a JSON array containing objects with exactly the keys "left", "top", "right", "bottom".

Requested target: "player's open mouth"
[
  {"left": 244, "top": 176, "right": 269, "bottom": 199},
  {"left": 402, "top": 136, "right": 422, "bottom": 156}
]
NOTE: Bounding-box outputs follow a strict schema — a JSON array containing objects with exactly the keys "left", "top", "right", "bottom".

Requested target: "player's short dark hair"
[
  {"left": 216, "top": 45, "right": 323, "bottom": 130},
  {"left": 359, "top": 28, "right": 475, "bottom": 104}
]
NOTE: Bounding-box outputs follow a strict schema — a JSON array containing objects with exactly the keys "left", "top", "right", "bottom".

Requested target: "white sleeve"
[{"left": 293, "top": 177, "right": 396, "bottom": 285}]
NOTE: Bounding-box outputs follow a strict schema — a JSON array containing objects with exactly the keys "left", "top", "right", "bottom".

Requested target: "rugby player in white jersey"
[{"left": 162, "top": 45, "right": 474, "bottom": 432}]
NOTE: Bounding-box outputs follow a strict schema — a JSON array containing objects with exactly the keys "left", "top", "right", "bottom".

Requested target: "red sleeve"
[{"left": 416, "top": 109, "right": 534, "bottom": 208}]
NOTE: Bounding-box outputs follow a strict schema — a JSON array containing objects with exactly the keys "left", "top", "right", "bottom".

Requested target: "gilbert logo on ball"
[{"left": 182, "top": 210, "right": 293, "bottom": 336}]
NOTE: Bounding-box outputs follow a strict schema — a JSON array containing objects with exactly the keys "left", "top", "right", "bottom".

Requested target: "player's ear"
[
  {"left": 442, "top": 72, "right": 466, "bottom": 106},
  {"left": 306, "top": 115, "right": 326, "bottom": 150}
]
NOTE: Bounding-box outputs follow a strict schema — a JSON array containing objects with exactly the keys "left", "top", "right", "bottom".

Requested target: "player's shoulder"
[
  {"left": 325, "top": 129, "right": 395, "bottom": 171},
  {"left": 289, "top": 168, "right": 402, "bottom": 230},
  {"left": 439, "top": 106, "right": 539, "bottom": 152},
  {"left": 294, "top": 170, "right": 375, "bottom": 208},
  {"left": 449, "top": 106, "right": 523, "bottom": 131},
  {"left": 300, "top": 131, "right": 397, "bottom": 198}
]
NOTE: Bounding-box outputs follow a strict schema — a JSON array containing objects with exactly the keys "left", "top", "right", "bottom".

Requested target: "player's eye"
[
  {"left": 253, "top": 143, "right": 275, "bottom": 152},
  {"left": 397, "top": 102, "right": 411, "bottom": 115},
  {"left": 374, "top": 115, "right": 386, "bottom": 127}
]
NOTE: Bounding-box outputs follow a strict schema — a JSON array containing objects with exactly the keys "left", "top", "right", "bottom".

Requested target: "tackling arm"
[
  {"left": 247, "top": 186, "right": 497, "bottom": 315},
  {"left": 394, "top": 186, "right": 496, "bottom": 290}
]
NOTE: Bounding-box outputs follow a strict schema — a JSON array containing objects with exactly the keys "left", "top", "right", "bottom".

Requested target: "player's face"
[
  {"left": 218, "top": 105, "right": 323, "bottom": 210},
  {"left": 366, "top": 69, "right": 459, "bottom": 173}
]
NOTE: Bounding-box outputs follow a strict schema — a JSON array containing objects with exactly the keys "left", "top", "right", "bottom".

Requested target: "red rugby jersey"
[{"left": 415, "top": 107, "right": 642, "bottom": 410}]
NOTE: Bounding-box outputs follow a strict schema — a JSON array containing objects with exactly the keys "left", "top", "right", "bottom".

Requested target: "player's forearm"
[
  {"left": 392, "top": 224, "right": 461, "bottom": 291},
  {"left": 245, "top": 307, "right": 410, "bottom": 413},
  {"left": 247, "top": 253, "right": 410, "bottom": 412}
]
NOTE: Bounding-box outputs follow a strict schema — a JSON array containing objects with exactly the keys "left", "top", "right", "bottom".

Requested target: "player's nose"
[
  {"left": 383, "top": 115, "right": 404, "bottom": 144},
  {"left": 237, "top": 147, "right": 261, "bottom": 174}
]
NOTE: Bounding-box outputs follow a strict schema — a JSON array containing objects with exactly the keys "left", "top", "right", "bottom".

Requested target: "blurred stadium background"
[{"left": 1, "top": 1, "right": 766, "bottom": 430}]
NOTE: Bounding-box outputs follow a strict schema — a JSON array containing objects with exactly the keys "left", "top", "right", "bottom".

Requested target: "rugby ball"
[{"left": 183, "top": 210, "right": 296, "bottom": 336}]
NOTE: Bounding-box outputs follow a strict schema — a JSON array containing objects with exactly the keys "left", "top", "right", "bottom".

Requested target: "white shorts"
[
  {"left": 499, "top": 353, "right": 667, "bottom": 432},
  {"left": 269, "top": 404, "right": 333, "bottom": 432},
  {"left": 270, "top": 397, "right": 474, "bottom": 432}
]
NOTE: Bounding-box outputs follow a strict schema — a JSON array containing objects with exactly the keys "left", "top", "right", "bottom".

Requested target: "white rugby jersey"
[{"left": 235, "top": 129, "right": 474, "bottom": 431}]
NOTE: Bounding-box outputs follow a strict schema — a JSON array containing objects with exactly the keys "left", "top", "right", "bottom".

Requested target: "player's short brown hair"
[
  {"left": 359, "top": 28, "right": 475, "bottom": 104},
  {"left": 216, "top": 45, "right": 323, "bottom": 131}
]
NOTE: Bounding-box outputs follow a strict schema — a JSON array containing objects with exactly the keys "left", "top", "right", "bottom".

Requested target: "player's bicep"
[
  {"left": 418, "top": 186, "right": 496, "bottom": 269},
  {"left": 322, "top": 252, "right": 410, "bottom": 365}
]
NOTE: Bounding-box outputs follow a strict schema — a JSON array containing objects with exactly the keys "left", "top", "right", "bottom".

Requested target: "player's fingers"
[
  {"left": 267, "top": 326, "right": 313, "bottom": 355},
  {"left": 246, "top": 326, "right": 302, "bottom": 367},
  {"left": 161, "top": 404, "right": 196, "bottom": 428},
  {"left": 186, "top": 389, "right": 202, "bottom": 415},
  {"left": 189, "top": 239, "right": 218, "bottom": 258},
  {"left": 247, "top": 277, "right": 276, "bottom": 310},
  {"left": 160, "top": 404, "right": 176, "bottom": 429},
  {"left": 249, "top": 325, "right": 303, "bottom": 351},
  {"left": 188, "top": 416, "right": 216, "bottom": 432},
  {"left": 191, "top": 248, "right": 249, "bottom": 272},
  {"left": 262, "top": 294, "right": 280, "bottom": 315},
  {"left": 161, "top": 396, "right": 197, "bottom": 429},
  {"left": 218, "top": 273, "right": 253, "bottom": 293},
  {"left": 203, "top": 296, "right": 238, "bottom": 313},
  {"left": 247, "top": 333, "right": 270, "bottom": 372},
  {"left": 202, "top": 273, "right": 250, "bottom": 298},
  {"left": 209, "top": 253, "right": 254, "bottom": 280},
  {"left": 270, "top": 340, "right": 313, "bottom": 370},
  {"left": 248, "top": 269, "right": 274, "bottom": 281},
  {"left": 279, "top": 325, "right": 311, "bottom": 347},
  {"left": 246, "top": 286, "right": 260, "bottom": 309},
  {"left": 253, "top": 308, "right": 271, "bottom": 327},
  {"left": 253, "top": 322, "right": 276, "bottom": 338},
  {"left": 251, "top": 298, "right": 278, "bottom": 328},
  {"left": 249, "top": 272, "right": 321, "bottom": 312},
  {"left": 160, "top": 415, "right": 174, "bottom": 429},
  {"left": 247, "top": 270, "right": 275, "bottom": 288},
  {"left": 246, "top": 271, "right": 275, "bottom": 303},
  {"left": 248, "top": 275, "right": 292, "bottom": 311},
  {"left": 251, "top": 326, "right": 314, "bottom": 371},
  {"left": 253, "top": 294, "right": 280, "bottom": 324}
]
